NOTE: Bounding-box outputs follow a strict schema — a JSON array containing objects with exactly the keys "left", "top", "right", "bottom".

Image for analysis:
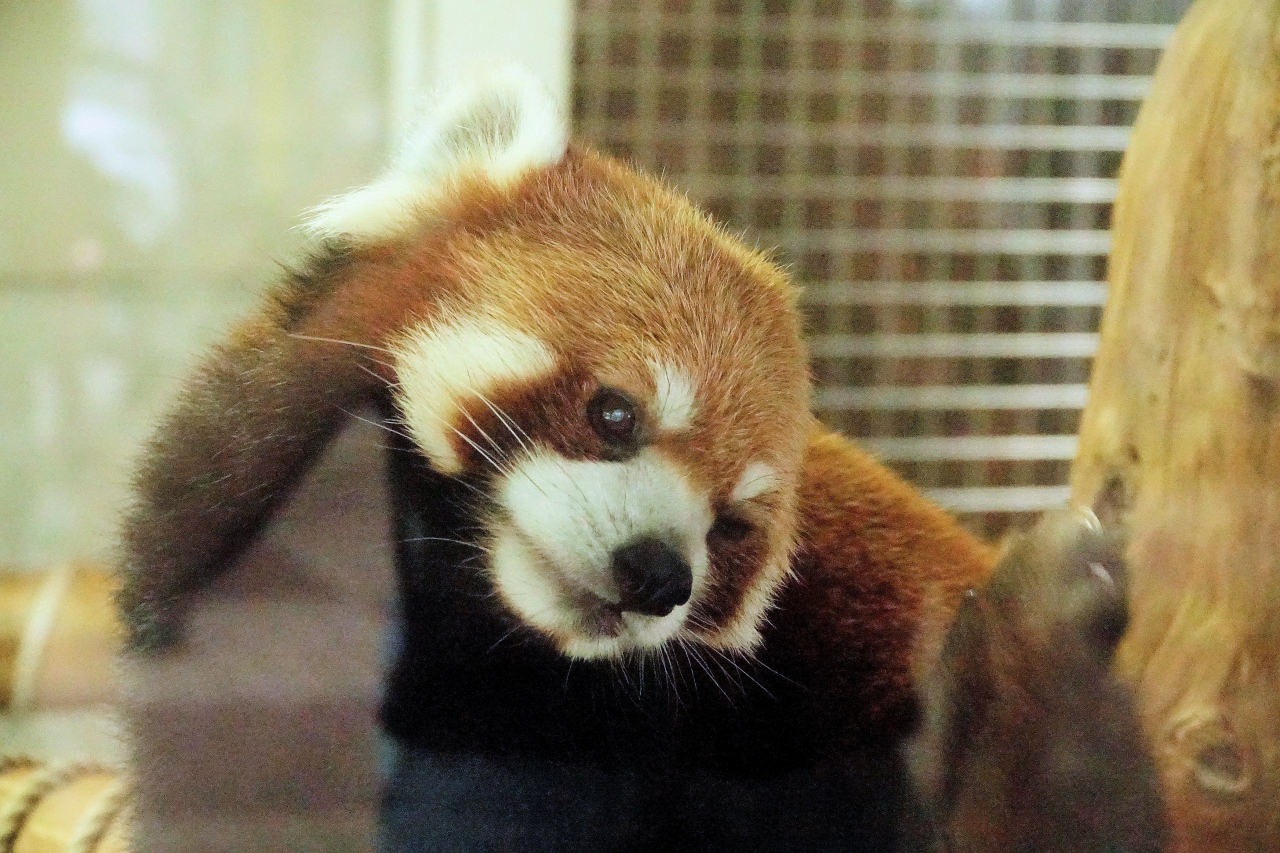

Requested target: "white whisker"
[
  {"left": 401, "top": 536, "right": 492, "bottom": 554},
  {"left": 487, "top": 622, "right": 530, "bottom": 654},
  {"left": 286, "top": 331, "right": 398, "bottom": 357},
  {"left": 337, "top": 406, "right": 413, "bottom": 442},
  {"left": 456, "top": 406, "right": 515, "bottom": 477},
  {"left": 354, "top": 361, "right": 399, "bottom": 388},
  {"left": 681, "top": 639, "right": 734, "bottom": 706},
  {"left": 473, "top": 390, "right": 534, "bottom": 455},
  {"left": 442, "top": 419, "right": 507, "bottom": 473}
]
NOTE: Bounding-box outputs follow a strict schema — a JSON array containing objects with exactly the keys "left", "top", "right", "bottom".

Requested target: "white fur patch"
[
  {"left": 305, "top": 66, "right": 567, "bottom": 243},
  {"left": 490, "top": 448, "right": 713, "bottom": 659},
  {"left": 730, "top": 461, "right": 781, "bottom": 503},
  {"left": 705, "top": 555, "right": 790, "bottom": 653},
  {"left": 392, "top": 316, "right": 556, "bottom": 474},
  {"left": 650, "top": 362, "right": 697, "bottom": 431}
]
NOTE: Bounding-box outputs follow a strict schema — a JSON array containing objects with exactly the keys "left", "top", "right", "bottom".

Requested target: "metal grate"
[{"left": 573, "top": 0, "right": 1191, "bottom": 537}]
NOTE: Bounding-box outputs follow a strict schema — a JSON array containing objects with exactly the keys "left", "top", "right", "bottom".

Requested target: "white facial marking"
[
  {"left": 490, "top": 448, "right": 714, "bottom": 659},
  {"left": 305, "top": 66, "right": 567, "bottom": 243},
  {"left": 706, "top": 556, "right": 791, "bottom": 654},
  {"left": 392, "top": 316, "right": 555, "bottom": 474},
  {"left": 731, "top": 461, "right": 781, "bottom": 504},
  {"left": 650, "top": 361, "right": 698, "bottom": 431},
  {"left": 716, "top": 461, "right": 792, "bottom": 654}
]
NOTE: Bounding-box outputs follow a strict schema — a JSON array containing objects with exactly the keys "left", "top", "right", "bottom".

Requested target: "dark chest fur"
[{"left": 378, "top": 429, "right": 915, "bottom": 853}]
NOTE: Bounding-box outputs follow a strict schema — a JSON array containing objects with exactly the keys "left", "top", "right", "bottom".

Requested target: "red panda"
[
  {"left": 118, "top": 69, "right": 1162, "bottom": 853},
  {"left": 907, "top": 507, "right": 1167, "bottom": 853},
  {"left": 120, "top": 69, "right": 813, "bottom": 668}
]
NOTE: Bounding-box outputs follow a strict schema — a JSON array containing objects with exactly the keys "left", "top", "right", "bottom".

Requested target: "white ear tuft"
[{"left": 305, "top": 66, "right": 567, "bottom": 243}]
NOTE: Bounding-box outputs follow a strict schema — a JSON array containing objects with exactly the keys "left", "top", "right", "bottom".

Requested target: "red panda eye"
[
  {"left": 709, "top": 511, "right": 753, "bottom": 543},
  {"left": 587, "top": 388, "right": 638, "bottom": 448}
]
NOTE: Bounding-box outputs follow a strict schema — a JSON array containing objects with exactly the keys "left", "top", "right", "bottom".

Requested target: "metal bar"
[
  {"left": 591, "top": 69, "right": 1154, "bottom": 100},
  {"left": 809, "top": 332, "right": 1099, "bottom": 359},
  {"left": 802, "top": 281, "right": 1109, "bottom": 307},
  {"left": 813, "top": 383, "right": 1091, "bottom": 410},
  {"left": 924, "top": 485, "right": 1073, "bottom": 513},
  {"left": 846, "top": 72, "right": 1151, "bottom": 101},
  {"left": 850, "top": 124, "right": 1130, "bottom": 151},
  {"left": 915, "top": 2, "right": 965, "bottom": 489},
  {"left": 597, "top": 123, "right": 1133, "bottom": 151},
  {"left": 577, "top": 15, "right": 1175, "bottom": 49},
  {"left": 777, "top": 228, "right": 1111, "bottom": 255},
  {"left": 679, "top": 176, "right": 1117, "bottom": 202},
  {"left": 862, "top": 434, "right": 1079, "bottom": 461},
  {"left": 859, "top": 21, "right": 1174, "bottom": 49}
]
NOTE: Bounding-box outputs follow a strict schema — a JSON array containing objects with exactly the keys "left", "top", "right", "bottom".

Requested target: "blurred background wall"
[
  {"left": 1, "top": 0, "right": 1191, "bottom": 572},
  {"left": 1, "top": 0, "right": 388, "bottom": 568},
  {"left": 0, "top": 0, "right": 569, "bottom": 570}
]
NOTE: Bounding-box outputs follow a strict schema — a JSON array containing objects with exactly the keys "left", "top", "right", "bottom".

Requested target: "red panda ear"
[
  {"left": 305, "top": 66, "right": 566, "bottom": 245},
  {"left": 119, "top": 68, "right": 570, "bottom": 652}
]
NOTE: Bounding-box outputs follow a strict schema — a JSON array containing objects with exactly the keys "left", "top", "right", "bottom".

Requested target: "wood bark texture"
[{"left": 1072, "top": 1, "right": 1280, "bottom": 850}]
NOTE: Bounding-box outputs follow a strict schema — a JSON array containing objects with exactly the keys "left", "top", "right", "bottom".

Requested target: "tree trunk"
[{"left": 1071, "top": 1, "right": 1280, "bottom": 850}]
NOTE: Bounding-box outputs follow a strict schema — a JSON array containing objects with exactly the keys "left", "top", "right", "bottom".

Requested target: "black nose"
[{"left": 611, "top": 537, "right": 693, "bottom": 617}]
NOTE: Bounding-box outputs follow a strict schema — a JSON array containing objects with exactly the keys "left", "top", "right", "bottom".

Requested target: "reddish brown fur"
[
  {"left": 769, "top": 425, "right": 995, "bottom": 743},
  {"left": 397, "top": 146, "right": 808, "bottom": 480},
  {"left": 120, "top": 146, "right": 809, "bottom": 651}
]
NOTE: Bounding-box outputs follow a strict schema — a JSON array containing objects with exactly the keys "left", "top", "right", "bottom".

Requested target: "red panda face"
[
  {"left": 379, "top": 151, "right": 810, "bottom": 660},
  {"left": 291, "top": 71, "right": 809, "bottom": 662}
]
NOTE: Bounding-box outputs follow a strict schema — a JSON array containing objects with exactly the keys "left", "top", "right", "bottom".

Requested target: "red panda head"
[{"left": 304, "top": 70, "right": 810, "bottom": 661}]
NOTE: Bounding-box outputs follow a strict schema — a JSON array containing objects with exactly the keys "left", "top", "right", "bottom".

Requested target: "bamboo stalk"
[
  {"left": 0, "top": 758, "right": 128, "bottom": 853},
  {"left": 0, "top": 567, "right": 121, "bottom": 713}
]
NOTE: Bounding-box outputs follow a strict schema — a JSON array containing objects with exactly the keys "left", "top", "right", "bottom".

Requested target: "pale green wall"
[{"left": 0, "top": 0, "right": 390, "bottom": 566}]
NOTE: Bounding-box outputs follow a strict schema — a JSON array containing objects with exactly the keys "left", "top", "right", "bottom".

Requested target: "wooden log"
[
  {"left": 1071, "top": 0, "right": 1280, "bottom": 850},
  {"left": 0, "top": 758, "right": 128, "bottom": 853},
  {"left": 0, "top": 566, "right": 121, "bottom": 713}
]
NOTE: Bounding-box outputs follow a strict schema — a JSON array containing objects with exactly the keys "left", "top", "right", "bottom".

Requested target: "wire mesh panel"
[{"left": 573, "top": 0, "right": 1191, "bottom": 537}]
